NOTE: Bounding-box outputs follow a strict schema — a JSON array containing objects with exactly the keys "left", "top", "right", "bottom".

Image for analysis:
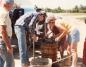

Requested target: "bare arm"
[
  {"left": 0, "top": 25, "right": 12, "bottom": 52},
  {"left": 55, "top": 25, "right": 68, "bottom": 41}
]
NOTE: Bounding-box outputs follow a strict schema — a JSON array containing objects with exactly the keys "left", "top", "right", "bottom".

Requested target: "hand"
[
  {"left": 55, "top": 37, "right": 60, "bottom": 42},
  {"left": 32, "top": 34, "right": 38, "bottom": 42},
  {"left": 7, "top": 47, "right": 13, "bottom": 54}
]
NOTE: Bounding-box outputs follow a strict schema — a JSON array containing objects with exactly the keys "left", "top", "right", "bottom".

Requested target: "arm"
[
  {"left": 0, "top": 25, "right": 12, "bottom": 53},
  {"left": 29, "top": 14, "right": 38, "bottom": 34},
  {"left": 29, "top": 14, "right": 38, "bottom": 41},
  {"left": 55, "top": 24, "right": 68, "bottom": 41}
]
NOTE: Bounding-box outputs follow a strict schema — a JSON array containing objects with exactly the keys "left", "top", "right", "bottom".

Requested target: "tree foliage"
[{"left": 44, "top": 5, "right": 86, "bottom": 13}]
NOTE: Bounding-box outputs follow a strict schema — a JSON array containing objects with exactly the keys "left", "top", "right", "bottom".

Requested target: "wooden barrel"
[
  {"left": 41, "top": 44, "right": 58, "bottom": 62},
  {"left": 83, "top": 39, "right": 86, "bottom": 64}
]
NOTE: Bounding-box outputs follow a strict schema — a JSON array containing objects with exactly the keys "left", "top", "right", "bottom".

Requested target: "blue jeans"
[
  {"left": 14, "top": 26, "right": 28, "bottom": 65},
  {"left": 0, "top": 38, "right": 14, "bottom": 67}
]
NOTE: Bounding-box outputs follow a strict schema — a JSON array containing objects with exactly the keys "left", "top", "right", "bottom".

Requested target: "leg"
[
  {"left": 69, "top": 29, "right": 80, "bottom": 67},
  {"left": 5, "top": 52, "right": 15, "bottom": 67},
  {"left": 0, "top": 44, "right": 14, "bottom": 67},
  {"left": 15, "top": 26, "right": 29, "bottom": 67},
  {"left": 64, "top": 44, "right": 71, "bottom": 66},
  {"left": 71, "top": 42, "right": 78, "bottom": 67},
  {"left": 59, "top": 37, "right": 67, "bottom": 58},
  {"left": 0, "top": 55, "right": 4, "bottom": 67},
  {"left": 59, "top": 45, "right": 64, "bottom": 58},
  {"left": 67, "top": 45, "right": 71, "bottom": 55},
  {"left": 0, "top": 39, "right": 5, "bottom": 67}
]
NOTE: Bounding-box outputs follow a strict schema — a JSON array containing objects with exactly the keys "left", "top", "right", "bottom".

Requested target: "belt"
[{"left": 15, "top": 25, "right": 23, "bottom": 27}]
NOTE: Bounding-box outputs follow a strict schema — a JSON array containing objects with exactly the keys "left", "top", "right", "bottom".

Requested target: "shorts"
[{"left": 67, "top": 28, "right": 80, "bottom": 44}]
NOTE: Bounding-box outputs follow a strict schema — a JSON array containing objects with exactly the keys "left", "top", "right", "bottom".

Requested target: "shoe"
[
  {"left": 22, "top": 64, "right": 28, "bottom": 67},
  {"left": 22, "top": 62, "right": 30, "bottom": 67}
]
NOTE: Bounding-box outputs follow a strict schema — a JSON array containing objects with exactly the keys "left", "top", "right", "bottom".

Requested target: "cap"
[
  {"left": 36, "top": 8, "right": 42, "bottom": 12},
  {"left": 46, "top": 15, "right": 56, "bottom": 23},
  {"left": 4, "top": 0, "right": 14, "bottom": 4},
  {"left": 38, "top": 10, "right": 47, "bottom": 16}
]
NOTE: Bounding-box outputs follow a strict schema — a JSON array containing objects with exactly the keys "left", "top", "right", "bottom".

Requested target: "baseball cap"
[
  {"left": 38, "top": 10, "right": 47, "bottom": 16},
  {"left": 36, "top": 8, "right": 42, "bottom": 12},
  {"left": 4, "top": 0, "right": 14, "bottom": 4}
]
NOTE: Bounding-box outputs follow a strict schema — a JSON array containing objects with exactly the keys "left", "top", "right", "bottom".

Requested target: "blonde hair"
[{"left": 46, "top": 15, "right": 56, "bottom": 23}]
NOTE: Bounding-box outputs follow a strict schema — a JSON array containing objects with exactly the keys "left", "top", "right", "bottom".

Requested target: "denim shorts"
[{"left": 67, "top": 28, "right": 80, "bottom": 44}]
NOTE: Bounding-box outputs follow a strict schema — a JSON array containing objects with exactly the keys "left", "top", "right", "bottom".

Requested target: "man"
[
  {"left": 10, "top": 7, "right": 24, "bottom": 37},
  {"left": 46, "top": 16, "right": 80, "bottom": 67},
  {"left": 14, "top": 11, "right": 47, "bottom": 67},
  {"left": 0, "top": 0, "right": 14, "bottom": 67}
]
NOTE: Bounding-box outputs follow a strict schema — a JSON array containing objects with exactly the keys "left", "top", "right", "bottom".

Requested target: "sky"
[{"left": 15, "top": 0, "right": 86, "bottom": 9}]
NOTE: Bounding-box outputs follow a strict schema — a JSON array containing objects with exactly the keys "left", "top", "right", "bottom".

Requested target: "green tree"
[
  {"left": 72, "top": 5, "right": 79, "bottom": 13},
  {"left": 80, "top": 5, "right": 86, "bottom": 10},
  {"left": 45, "top": 8, "right": 52, "bottom": 12}
]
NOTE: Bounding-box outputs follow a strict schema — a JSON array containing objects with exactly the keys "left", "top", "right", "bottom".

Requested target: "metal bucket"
[{"left": 30, "top": 57, "right": 52, "bottom": 67}]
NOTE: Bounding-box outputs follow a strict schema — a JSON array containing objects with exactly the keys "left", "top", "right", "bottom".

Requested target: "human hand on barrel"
[
  {"left": 32, "top": 34, "right": 39, "bottom": 42},
  {"left": 55, "top": 37, "right": 60, "bottom": 42}
]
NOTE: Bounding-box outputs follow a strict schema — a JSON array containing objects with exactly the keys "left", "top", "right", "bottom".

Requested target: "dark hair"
[{"left": 36, "top": 8, "right": 42, "bottom": 12}]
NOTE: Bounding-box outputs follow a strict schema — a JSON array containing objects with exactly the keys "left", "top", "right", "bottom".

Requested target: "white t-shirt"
[
  {"left": 35, "top": 23, "right": 44, "bottom": 35},
  {"left": 0, "top": 7, "right": 12, "bottom": 37}
]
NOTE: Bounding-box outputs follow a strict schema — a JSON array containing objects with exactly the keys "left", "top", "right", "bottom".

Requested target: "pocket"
[
  {"left": 0, "top": 38, "right": 4, "bottom": 45},
  {"left": 0, "top": 44, "right": 7, "bottom": 61},
  {"left": 0, "top": 45, "right": 3, "bottom": 56}
]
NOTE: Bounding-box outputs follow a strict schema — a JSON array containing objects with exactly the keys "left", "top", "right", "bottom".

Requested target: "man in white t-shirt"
[{"left": 0, "top": 0, "right": 14, "bottom": 67}]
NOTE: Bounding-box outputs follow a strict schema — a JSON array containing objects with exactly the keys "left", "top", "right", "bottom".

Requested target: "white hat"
[
  {"left": 46, "top": 15, "right": 56, "bottom": 23},
  {"left": 38, "top": 10, "right": 47, "bottom": 16}
]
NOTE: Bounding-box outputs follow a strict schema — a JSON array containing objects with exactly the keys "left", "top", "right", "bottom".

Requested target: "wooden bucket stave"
[{"left": 41, "top": 44, "right": 58, "bottom": 62}]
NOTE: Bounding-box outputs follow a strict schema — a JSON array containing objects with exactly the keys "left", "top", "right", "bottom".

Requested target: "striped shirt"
[{"left": 15, "top": 12, "right": 39, "bottom": 27}]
